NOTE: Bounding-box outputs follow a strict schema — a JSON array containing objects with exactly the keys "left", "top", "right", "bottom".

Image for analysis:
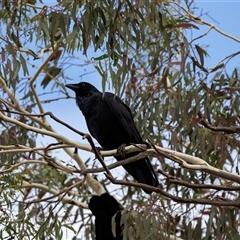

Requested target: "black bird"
[
  {"left": 65, "top": 82, "right": 159, "bottom": 194},
  {"left": 89, "top": 193, "right": 123, "bottom": 240}
]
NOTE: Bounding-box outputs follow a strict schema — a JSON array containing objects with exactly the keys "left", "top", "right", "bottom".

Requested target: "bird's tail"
[{"left": 116, "top": 154, "right": 159, "bottom": 194}]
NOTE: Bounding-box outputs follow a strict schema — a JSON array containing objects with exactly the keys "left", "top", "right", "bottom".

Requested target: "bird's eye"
[{"left": 82, "top": 83, "right": 85, "bottom": 87}]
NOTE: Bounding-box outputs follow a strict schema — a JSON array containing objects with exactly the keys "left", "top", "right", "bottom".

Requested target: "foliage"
[{"left": 0, "top": 0, "right": 240, "bottom": 239}]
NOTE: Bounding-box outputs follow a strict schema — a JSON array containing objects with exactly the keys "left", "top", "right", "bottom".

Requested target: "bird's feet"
[
  {"left": 91, "top": 146, "right": 104, "bottom": 160},
  {"left": 117, "top": 144, "right": 127, "bottom": 159},
  {"left": 143, "top": 141, "right": 151, "bottom": 149},
  {"left": 95, "top": 146, "right": 104, "bottom": 152}
]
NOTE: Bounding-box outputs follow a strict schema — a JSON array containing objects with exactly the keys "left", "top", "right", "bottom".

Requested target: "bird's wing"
[
  {"left": 104, "top": 93, "right": 159, "bottom": 192},
  {"left": 104, "top": 93, "right": 143, "bottom": 143}
]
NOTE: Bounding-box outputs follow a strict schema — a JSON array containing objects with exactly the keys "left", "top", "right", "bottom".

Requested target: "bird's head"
[{"left": 65, "top": 82, "right": 99, "bottom": 98}]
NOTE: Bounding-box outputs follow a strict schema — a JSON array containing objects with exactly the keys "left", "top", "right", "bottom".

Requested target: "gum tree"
[{"left": 0, "top": 0, "right": 240, "bottom": 239}]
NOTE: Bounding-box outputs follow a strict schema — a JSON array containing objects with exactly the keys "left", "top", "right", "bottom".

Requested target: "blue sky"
[{"left": 191, "top": 1, "right": 240, "bottom": 73}]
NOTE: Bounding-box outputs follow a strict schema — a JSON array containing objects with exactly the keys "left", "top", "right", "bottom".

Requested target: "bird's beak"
[{"left": 65, "top": 84, "right": 79, "bottom": 92}]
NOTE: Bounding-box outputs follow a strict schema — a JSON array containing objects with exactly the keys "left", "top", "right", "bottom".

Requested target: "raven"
[
  {"left": 89, "top": 193, "right": 123, "bottom": 240},
  {"left": 65, "top": 82, "right": 159, "bottom": 194}
]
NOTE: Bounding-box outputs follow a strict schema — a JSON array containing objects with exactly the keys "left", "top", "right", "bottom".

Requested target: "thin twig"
[{"left": 198, "top": 112, "right": 240, "bottom": 134}]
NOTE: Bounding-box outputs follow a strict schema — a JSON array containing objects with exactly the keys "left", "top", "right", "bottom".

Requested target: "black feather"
[{"left": 89, "top": 193, "right": 123, "bottom": 240}]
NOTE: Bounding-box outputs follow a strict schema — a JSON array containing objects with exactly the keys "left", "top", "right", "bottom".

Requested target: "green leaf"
[
  {"left": 210, "top": 63, "right": 225, "bottom": 73},
  {"left": 12, "top": 58, "right": 20, "bottom": 80},
  {"left": 40, "top": 19, "right": 50, "bottom": 39},
  {"left": 195, "top": 44, "right": 205, "bottom": 66},
  {"left": 19, "top": 54, "right": 29, "bottom": 76},
  {"left": 94, "top": 54, "right": 109, "bottom": 61},
  {"left": 41, "top": 66, "right": 61, "bottom": 89}
]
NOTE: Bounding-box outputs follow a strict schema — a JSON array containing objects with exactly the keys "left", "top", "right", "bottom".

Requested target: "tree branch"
[
  {"left": 198, "top": 112, "right": 240, "bottom": 134},
  {"left": 106, "top": 175, "right": 240, "bottom": 207},
  {"left": 22, "top": 180, "right": 88, "bottom": 209},
  {"left": 159, "top": 169, "right": 240, "bottom": 191}
]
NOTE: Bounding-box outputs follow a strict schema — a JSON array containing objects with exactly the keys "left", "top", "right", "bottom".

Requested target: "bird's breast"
[{"left": 83, "top": 99, "right": 129, "bottom": 149}]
